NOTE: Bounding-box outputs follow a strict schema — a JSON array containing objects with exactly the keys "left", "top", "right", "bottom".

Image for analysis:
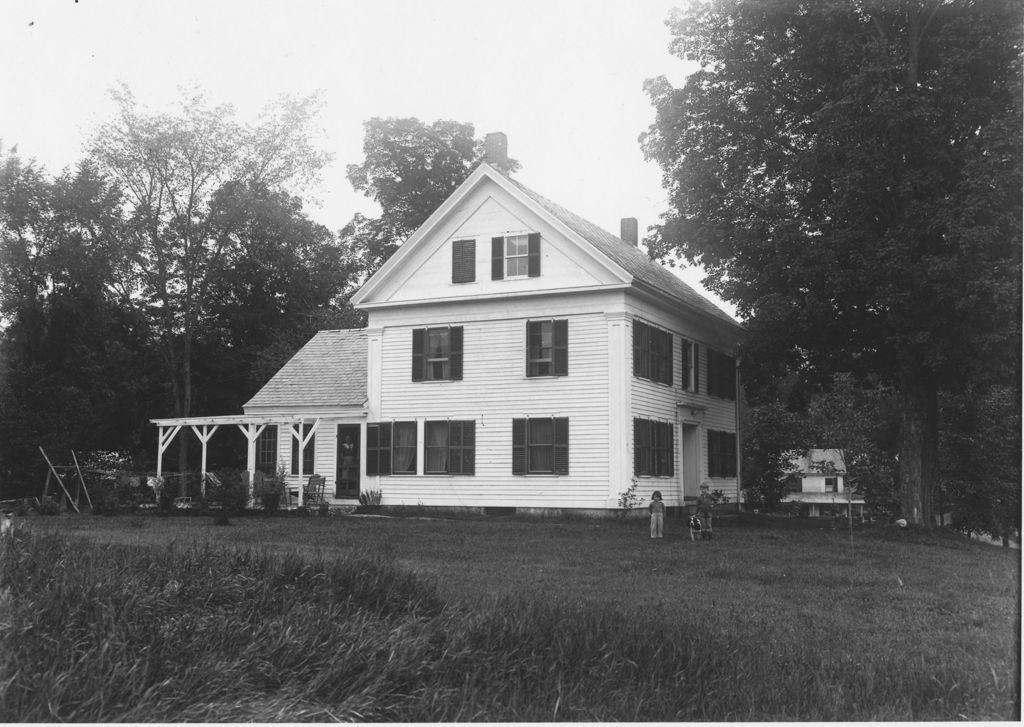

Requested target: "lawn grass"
[{"left": 0, "top": 511, "right": 1018, "bottom": 721}]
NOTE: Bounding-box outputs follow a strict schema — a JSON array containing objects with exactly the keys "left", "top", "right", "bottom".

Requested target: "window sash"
[
  {"left": 392, "top": 421, "right": 417, "bottom": 474},
  {"left": 513, "top": 417, "right": 568, "bottom": 475},
  {"left": 526, "top": 319, "right": 568, "bottom": 377},
  {"left": 256, "top": 427, "right": 277, "bottom": 474},
  {"left": 708, "top": 430, "right": 737, "bottom": 478},
  {"left": 633, "top": 320, "right": 673, "bottom": 386},
  {"left": 634, "top": 418, "right": 674, "bottom": 477}
]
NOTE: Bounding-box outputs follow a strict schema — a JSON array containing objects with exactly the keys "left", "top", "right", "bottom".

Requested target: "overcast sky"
[{"left": 1, "top": 0, "right": 734, "bottom": 316}]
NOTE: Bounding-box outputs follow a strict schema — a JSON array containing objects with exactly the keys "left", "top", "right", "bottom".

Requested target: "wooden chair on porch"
[{"left": 303, "top": 474, "right": 326, "bottom": 507}]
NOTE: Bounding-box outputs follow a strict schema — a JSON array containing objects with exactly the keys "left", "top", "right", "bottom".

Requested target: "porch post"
[
  {"left": 157, "top": 425, "right": 182, "bottom": 479},
  {"left": 238, "top": 423, "right": 266, "bottom": 506},
  {"left": 190, "top": 425, "right": 219, "bottom": 497}
]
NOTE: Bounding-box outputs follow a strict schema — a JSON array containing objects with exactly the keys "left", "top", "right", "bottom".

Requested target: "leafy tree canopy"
[
  {"left": 343, "top": 117, "right": 519, "bottom": 276},
  {"left": 642, "top": 0, "right": 1022, "bottom": 524}
]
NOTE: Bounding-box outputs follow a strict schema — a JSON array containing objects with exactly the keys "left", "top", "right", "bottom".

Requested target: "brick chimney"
[
  {"left": 620, "top": 217, "right": 638, "bottom": 246},
  {"left": 484, "top": 132, "right": 508, "bottom": 169}
]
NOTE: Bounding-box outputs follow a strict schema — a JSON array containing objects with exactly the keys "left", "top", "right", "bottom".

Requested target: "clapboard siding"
[
  {"left": 625, "top": 307, "right": 740, "bottom": 505},
  {"left": 371, "top": 304, "right": 612, "bottom": 507}
]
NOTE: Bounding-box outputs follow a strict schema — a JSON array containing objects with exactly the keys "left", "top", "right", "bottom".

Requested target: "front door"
[{"left": 336, "top": 425, "right": 360, "bottom": 498}]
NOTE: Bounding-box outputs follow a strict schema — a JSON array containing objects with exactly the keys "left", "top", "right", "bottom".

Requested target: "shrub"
[
  {"left": 33, "top": 497, "right": 61, "bottom": 516},
  {"left": 358, "top": 488, "right": 382, "bottom": 506},
  {"left": 254, "top": 469, "right": 286, "bottom": 513},
  {"left": 206, "top": 469, "right": 249, "bottom": 516}
]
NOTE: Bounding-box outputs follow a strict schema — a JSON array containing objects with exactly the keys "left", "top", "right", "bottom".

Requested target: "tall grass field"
[{"left": 0, "top": 513, "right": 1018, "bottom": 721}]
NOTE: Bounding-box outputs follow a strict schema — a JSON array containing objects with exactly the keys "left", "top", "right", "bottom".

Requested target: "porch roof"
[{"left": 149, "top": 412, "right": 366, "bottom": 427}]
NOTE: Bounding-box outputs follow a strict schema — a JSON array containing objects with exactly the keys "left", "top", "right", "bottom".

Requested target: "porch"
[{"left": 149, "top": 412, "right": 366, "bottom": 508}]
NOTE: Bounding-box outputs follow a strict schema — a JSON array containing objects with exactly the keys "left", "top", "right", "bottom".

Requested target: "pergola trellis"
[{"left": 150, "top": 415, "right": 328, "bottom": 507}]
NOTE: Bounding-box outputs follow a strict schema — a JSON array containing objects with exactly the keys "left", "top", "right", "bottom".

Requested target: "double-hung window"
[
  {"left": 633, "top": 320, "right": 673, "bottom": 385},
  {"left": 256, "top": 426, "right": 277, "bottom": 474},
  {"left": 365, "top": 421, "right": 417, "bottom": 475},
  {"left": 824, "top": 477, "right": 838, "bottom": 493},
  {"left": 680, "top": 339, "right": 699, "bottom": 393},
  {"left": 412, "top": 327, "right": 463, "bottom": 381},
  {"left": 425, "top": 420, "right": 476, "bottom": 475},
  {"left": 512, "top": 417, "right": 569, "bottom": 475},
  {"left": 526, "top": 319, "right": 568, "bottom": 377},
  {"left": 707, "top": 429, "right": 737, "bottom": 478},
  {"left": 707, "top": 349, "right": 736, "bottom": 400},
  {"left": 492, "top": 233, "right": 541, "bottom": 279},
  {"left": 290, "top": 424, "right": 315, "bottom": 475},
  {"left": 634, "top": 418, "right": 674, "bottom": 477}
]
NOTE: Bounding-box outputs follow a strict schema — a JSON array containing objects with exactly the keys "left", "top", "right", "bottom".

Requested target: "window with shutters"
[
  {"left": 680, "top": 339, "right": 699, "bottom": 393},
  {"left": 392, "top": 421, "right": 417, "bottom": 475},
  {"left": 451, "top": 239, "right": 475, "bottom": 283},
  {"left": 707, "top": 429, "right": 737, "bottom": 478},
  {"left": 633, "top": 418, "right": 674, "bottom": 477},
  {"left": 412, "top": 327, "right": 463, "bottom": 381},
  {"left": 824, "top": 476, "right": 838, "bottom": 493},
  {"left": 491, "top": 233, "right": 541, "bottom": 279},
  {"left": 512, "top": 417, "right": 569, "bottom": 475},
  {"left": 256, "top": 426, "right": 277, "bottom": 474},
  {"left": 290, "top": 424, "right": 315, "bottom": 475},
  {"left": 707, "top": 349, "right": 736, "bottom": 400},
  {"left": 366, "top": 422, "right": 392, "bottom": 476},
  {"left": 632, "top": 320, "right": 673, "bottom": 385},
  {"left": 425, "top": 420, "right": 476, "bottom": 475},
  {"left": 526, "top": 319, "right": 568, "bottom": 377}
]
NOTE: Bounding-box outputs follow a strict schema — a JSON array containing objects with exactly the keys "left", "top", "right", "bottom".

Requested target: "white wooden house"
[
  {"left": 781, "top": 448, "right": 866, "bottom": 518},
  {"left": 151, "top": 135, "right": 744, "bottom": 513}
]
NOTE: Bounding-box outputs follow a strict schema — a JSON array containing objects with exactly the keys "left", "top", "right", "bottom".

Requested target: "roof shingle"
[
  {"left": 244, "top": 329, "right": 367, "bottom": 411},
  {"left": 507, "top": 174, "right": 740, "bottom": 329}
]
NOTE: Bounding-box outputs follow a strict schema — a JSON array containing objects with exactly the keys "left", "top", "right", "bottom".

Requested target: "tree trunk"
[{"left": 898, "top": 359, "right": 938, "bottom": 526}]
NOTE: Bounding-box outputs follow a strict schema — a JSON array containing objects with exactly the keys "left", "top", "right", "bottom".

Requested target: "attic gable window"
[
  {"left": 412, "top": 327, "right": 464, "bottom": 381},
  {"left": 492, "top": 233, "right": 540, "bottom": 280},
  {"left": 526, "top": 319, "right": 568, "bottom": 377},
  {"left": 451, "top": 239, "right": 475, "bottom": 284}
]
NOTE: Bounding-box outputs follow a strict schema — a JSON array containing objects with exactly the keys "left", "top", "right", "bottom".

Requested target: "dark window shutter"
[
  {"left": 512, "top": 419, "right": 527, "bottom": 475},
  {"left": 491, "top": 237, "right": 504, "bottom": 280},
  {"left": 366, "top": 425, "right": 379, "bottom": 476},
  {"left": 527, "top": 232, "right": 541, "bottom": 277},
  {"left": 694, "top": 344, "right": 700, "bottom": 393},
  {"left": 449, "top": 326, "right": 463, "bottom": 380},
  {"left": 463, "top": 421, "right": 476, "bottom": 475},
  {"left": 664, "top": 423, "right": 675, "bottom": 477},
  {"left": 633, "top": 418, "right": 643, "bottom": 476},
  {"left": 412, "top": 329, "right": 425, "bottom": 382},
  {"left": 553, "top": 417, "right": 569, "bottom": 475},
  {"left": 525, "top": 320, "right": 540, "bottom": 376},
  {"left": 379, "top": 422, "right": 392, "bottom": 475},
  {"left": 662, "top": 330, "right": 674, "bottom": 386},
  {"left": 553, "top": 319, "right": 568, "bottom": 375},
  {"left": 452, "top": 239, "right": 476, "bottom": 283}
]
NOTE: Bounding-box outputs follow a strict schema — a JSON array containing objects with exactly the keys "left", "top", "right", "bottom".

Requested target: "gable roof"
[
  {"left": 505, "top": 174, "right": 740, "bottom": 329},
  {"left": 244, "top": 328, "right": 367, "bottom": 411},
  {"left": 351, "top": 163, "right": 741, "bottom": 332}
]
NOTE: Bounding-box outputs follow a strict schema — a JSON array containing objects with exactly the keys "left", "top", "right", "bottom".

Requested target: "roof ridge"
[{"left": 504, "top": 175, "right": 740, "bottom": 328}]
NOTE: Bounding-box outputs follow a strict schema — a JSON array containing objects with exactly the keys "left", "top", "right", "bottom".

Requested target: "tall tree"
[
  {"left": 88, "top": 86, "right": 331, "bottom": 471},
  {"left": 642, "top": 0, "right": 1022, "bottom": 525},
  {"left": 0, "top": 150, "right": 160, "bottom": 494},
  {"left": 342, "top": 117, "right": 519, "bottom": 276}
]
